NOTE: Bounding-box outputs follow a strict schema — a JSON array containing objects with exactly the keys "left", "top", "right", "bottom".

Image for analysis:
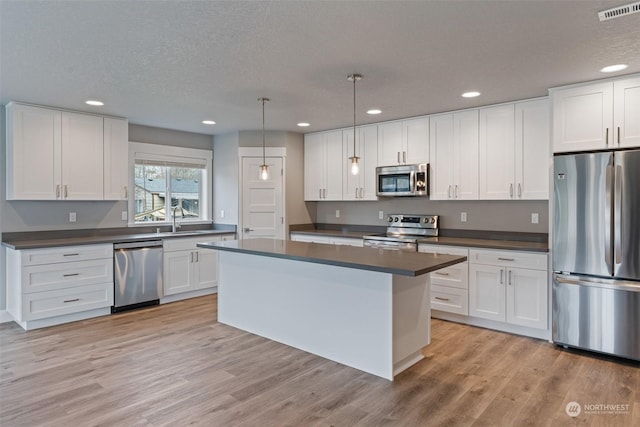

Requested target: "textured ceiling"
[{"left": 1, "top": 0, "right": 639, "bottom": 136}]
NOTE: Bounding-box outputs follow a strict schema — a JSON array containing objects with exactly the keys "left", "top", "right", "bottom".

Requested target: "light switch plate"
[
  {"left": 336, "top": 209, "right": 340, "bottom": 218},
  {"left": 379, "top": 211, "right": 384, "bottom": 220},
  {"left": 121, "top": 211, "right": 128, "bottom": 221},
  {"left": 461, "top": 212, "right": 467, "bottom": 222},
  {"left": 220, "top": 210, "right": 225, "bottom": 218},
  {"left": 69, "top": 212, "right": 77, "bottom": 222},
  {"left": 531, "top": 213, "right": 539, "bottom": 224}
]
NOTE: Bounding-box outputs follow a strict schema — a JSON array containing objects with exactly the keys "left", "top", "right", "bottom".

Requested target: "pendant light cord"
[
  {"left": 262, "top": 98, "right": 266, "bottom": 165},
  {"left": 353, "top": 76, "right": 356, "bottom": 156}
]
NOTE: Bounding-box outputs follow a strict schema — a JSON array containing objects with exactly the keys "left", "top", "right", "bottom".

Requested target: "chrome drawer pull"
[
  {"left": 434, "top": 272, "right": 450, "bottom": 276},
  {"left": 63, "top": 253, "right": 79, "bottom": 257},
  {"left": 434, "top": 297, "right": 450, "bottom": 301},
  {"left": 63, "top": 273, "right": 79, "bottom": 277},
  {"left": 498, "top": 257, "right": 515, "bottom": 261},
  {"left": 63, "top": 298, "right": 80, "bottom": 303}
]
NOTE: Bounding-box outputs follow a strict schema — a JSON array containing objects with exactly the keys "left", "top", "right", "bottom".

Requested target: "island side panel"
[
  {"left": 218, "top": 251, "right": 395, "bottom": 380},
  {"left": 392, "top": 274, "right": 430, "bottom": 376}
]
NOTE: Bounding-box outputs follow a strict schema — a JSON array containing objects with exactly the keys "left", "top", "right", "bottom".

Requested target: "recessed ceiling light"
[
  {"left": 462, "top": 91, "right": 481, "bottom": 98},
  {"left": 201, "top": 120, "right": 216, "bottom": 125},
  {"left": 367, "top": 109, "right": 382, "bottom": 115},
  {"left": 85, "top": 100, "right": 104, "bottom": 106},
  {"left": 297, "top": 122, "right": 310, "bottom": 127},
  {"left": 600, "top": 64, "right": 628, "bottom": 73}
]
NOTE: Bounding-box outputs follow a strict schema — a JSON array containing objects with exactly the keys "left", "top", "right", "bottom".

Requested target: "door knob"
[{"left": 243, "top": 228, "right": 254, "bottom": 232}]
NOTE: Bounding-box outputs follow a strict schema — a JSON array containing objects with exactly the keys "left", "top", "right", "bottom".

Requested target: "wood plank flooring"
[{"left": 1, "top": 294, "right": 638, "bottom": 426}]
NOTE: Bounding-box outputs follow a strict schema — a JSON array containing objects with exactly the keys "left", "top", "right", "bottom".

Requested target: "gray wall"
[
  {"left": 212, "top": 132, "right": 240, "bottom": 224},
  {"left": 316, "top": 199, "right": 548, "bottom": 233}
]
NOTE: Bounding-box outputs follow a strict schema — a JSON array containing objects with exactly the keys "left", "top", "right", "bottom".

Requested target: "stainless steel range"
[{"left": 363, "top": 214, "right": 438, "bottom": 252}]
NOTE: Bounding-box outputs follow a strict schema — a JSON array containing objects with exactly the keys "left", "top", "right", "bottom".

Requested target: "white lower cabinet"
[
  {"left": 163, "top": 235, "right": 225, "bottom": 296},
  {"left": 418, "top": 244, "right": 469, "bottom": 315},
  {"left": 469, "top": 249, "right": 548, "bottom": 330},
  {"left": 290, "top": 233, "right": 363, "bottom": 247},
  {"left": 6, "top": 244, "right": 114, "bottom": 330}
]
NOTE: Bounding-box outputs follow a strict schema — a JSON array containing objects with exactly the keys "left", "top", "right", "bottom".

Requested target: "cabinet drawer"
[
  {"left": 431, "top": 285, "right": 468, "bottom": 315},
  {"left": 163, "top": 235, "right": 220, "bottom": 252},
  {"left": 430, "top": 262, "right": 468, "bottom": 289},
  {"left": 469, "top": 249, "right": 547, "bottom": 270},
  {"left": 23, "top": 282, "right": 114, "bottom": 321},
  {"left": 23, "top": 258, "right": 113, "bottom": 294},
  {"left": 418, "top": 244, "right": 469, "bottom": 257},
  {"left": 21, "top": 244, "right": 112, "bottom": 266}
]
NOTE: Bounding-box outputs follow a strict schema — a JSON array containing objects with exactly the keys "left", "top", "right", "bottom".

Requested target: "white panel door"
[
  {"left": 61, "top": 112, "right": 104, "bottom": 200},
  {"left": 377, "top": 121, "right": 403, "bottom": 166},
  {"left": 103, "top": 117, "right": 129, "bottom": 200},
  {"left": 304, "top": 133, "right": 324, "bottom": 201},
  {"left": 469, "top": 264, "right": 505, "bottom": 322},
  {"left": 479, "top": 104, "right": 515, "bottom": 200},
  {"left": 552, "top": 82, "right": 613, "bottom": 153},
  {"left": 324, "top": 130, "right": 344, "bottom": 200},
  {"left": 163, "top": 250, "right": 194, "bottom": 296},
  {"left": 515, "top": 99, "right": 550, "bottom": 200},
  {"left": 454, "top": 110, "right": 479, "bottom": 200},
  {"left": 242, "top": 157, "right": 284, "bottom": 240},
  {"left": 429, "top": 113, "right": 455, "bottom": 200},
  {"left": 403, "top": 117, "right": 430, "bottom": 165},
  {"left": 6, "top": 103, "right": 61, "bottom": 200},
  {"left": 614, "top": 77, "right": 640, "bottom": 148},
  {"left": 193, "top": 249, "right": 219, "bottom": 290},
  {"left": 506, "top": 267, "right": 547, "bottom": 330}
]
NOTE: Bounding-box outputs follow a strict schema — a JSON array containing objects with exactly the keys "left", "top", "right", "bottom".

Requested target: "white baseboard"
[
  {"left": 432, "top": 310, "right": 551, "bottom": 341},
  {"left": 0, "top": 310, "right": 13, "bottom": 324},
  {"left": 160, "top": 287, "right": 217, "bottom": 304}
]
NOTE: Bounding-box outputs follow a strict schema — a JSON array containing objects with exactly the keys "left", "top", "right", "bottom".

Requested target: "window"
[{"left": 129, "top": 142, "right": 212, "bottom": 225}]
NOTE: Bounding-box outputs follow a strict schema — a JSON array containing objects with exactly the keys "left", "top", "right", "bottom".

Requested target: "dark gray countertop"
[
  {"left": 198, "top": 238, "right": 467, "bottom": 277},
  {"left": 2, "top": 229, "right": 235, "bottom": 250},
  {"left": 290, "top": 229, "right": 371, "bottom": 239}
]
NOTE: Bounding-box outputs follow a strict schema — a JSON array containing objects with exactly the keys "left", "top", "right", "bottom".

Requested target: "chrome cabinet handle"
[
  {"left": 455, "top": 185, "right": 459, "bottom": 199},
  {"left": 63, "top": 253, "right": 79, "bottom": 257},
  {"left": 434, "top": 297, "right": 450, "bottom": 301},
  {"left": 508, "top": 270, "right": 512, "bottom": 285},
  {"left": 498, "top": 257, "right": 515, "bottom": 261},
  {"left": 195, "top": 251, "right": 199, "bottom": 262},
  {"left": 63, "top": 298, "right": 80, "bottom": 303},
  {"left": 618, "top": 126, "right": 621, "bottom": 145},
  {"left": 318, "top": 189, "right": 322, "bottom": 199},
  {"left": 63, "top": 273, "right": 79, "bottom": 277},
  {"left": 190, "top": 252, "right": 194, "bottom": 263},
  {"left": 606, "top": 127, "right": 609, "bottom": 146},
  {"left": 360, "top": 188, "right": 364, "bottom": 198},
  {"left": 397, "top": 152, "right": 401, "bottom": 164},
  {"left": 509, "top": 183, "right": 513, "bottom": 198},
  {"left": 434, "top": 272, "right": 450, "bottom": 276},
  {"left": 605, "top": 162, "right": 613, "bottom": 273},
  {"left": 500, "top": 269, "right": 504, "bottom": 284},
  {"left": 56, "top": 184, "right": 60, "bottom": 198},
  {"left": 243, "top": 228, "right": 254, "bottom": 232},
  {"left": 323, "top": 188, "right": 326, "bottom": 198},
  {"left": 517, "top": 183, "right": 522, "bottom": 198},
  {"left": 403, "top": 151, "right": 407, "bottom": 164},
  {"left": 64, "top": 185, "right": 68, "bottom": 198},
  {"left": 448, "top": 185, "right": 452, "bottom": 198},
  {"left": 355, "top": 187, "right": 359, "bottom": 199},
  {"left": 124, "top": 186, "right": 128, "bottom": 198}
]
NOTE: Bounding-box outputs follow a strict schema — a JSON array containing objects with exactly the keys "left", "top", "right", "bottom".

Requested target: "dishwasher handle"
[{"left": 114, "top": 240, "right": 163, "bottom": 250}]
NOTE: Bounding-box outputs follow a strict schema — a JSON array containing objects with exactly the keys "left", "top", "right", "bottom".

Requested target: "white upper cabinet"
[
  {"left": 479, "top": 104, "right": 516, "bottom": 200},
  {"left": 343, "top": 125, "right": 378, "bottom": 200},
  {"left": 103, "top": 117, "right": 129, "bottom": 200},
  {"left": 430, "top": 110, "right": 478, "bottom": 200},
  {"left": 479, "top": 99, "right": 549, "bottom": 200},
  {"left": 377, "top": 117, "right": 429, "bottom": 166},
  {"left": 6, "top": 103, "right": 61, "bottom": 200},
  {"left": 304, "top": 130, "right": 343, "bottom": 201},
  {"left": 552, "top": 75, "right": 640, "bottom": 152}
]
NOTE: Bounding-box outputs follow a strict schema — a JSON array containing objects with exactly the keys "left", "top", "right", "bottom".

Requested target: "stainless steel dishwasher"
[{"left": 113, "top": 240, "right": 163, "bottom": 312}]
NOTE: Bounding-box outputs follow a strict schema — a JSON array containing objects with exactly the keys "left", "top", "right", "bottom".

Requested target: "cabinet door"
[
  {"left": 506, "top": 268, "right": 547, "bottom": 330},
  {"left": 103, "top": 117, "right": 129, "bottom": 200},
  {"left": 377, "top": 121, "right": 403, "bottom": 166},
  {"left": 343, "top": 129, "right": 361, "bottom": 200},
  {"left": 324, "top": 130, "right": 343, "bottom": 200},
  {"left": 193, "top": 249, "right": 218, "bottom": 290},
  {"left": 429, "top": 113, "right": 455, "bottom": 200},
  {"left": 515, "top": 99, "right": 550, "bottom": 200},
  {"left": 360, "top": 125, "right": 378, "bottom": 200},
  {"left": 614, "top": 77, "right": 640, "bottom": 148},
  {"left": 479, "top": 104, "right": 515, "bottom": 200},
  {"left": 403, "top": 117, "right": 429, "bottom": 164},
  {"left": 163, "top": 250, "right": 194, "bottom": 295},
  {"left": 469, "top": 264, "right": 505, "bottom": 321},
  {"left": 304, "top": 133, "right": 324, "bottom": 201},
  {"left": 552, "top": 82, "right": 613, "bottom": 153},
  {"left": 454, "top": 110, "right": 479, "bottom": 200},
  {"left": 6, "top": 103, "right": 61, "bottom": 200},
  {"left": 61, "top": 112, "right": 104, "bottom": 200}
]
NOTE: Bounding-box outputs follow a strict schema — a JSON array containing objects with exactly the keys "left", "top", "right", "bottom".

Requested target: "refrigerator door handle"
[
  {"left": 605, "top": 162, "right": 613, "bottom": 275},
  {"left": 555, "top": 274, "right": 640, "bottom": 293},
  {"left": 614, "top": 164, "right": 622, "bottom": 265}
]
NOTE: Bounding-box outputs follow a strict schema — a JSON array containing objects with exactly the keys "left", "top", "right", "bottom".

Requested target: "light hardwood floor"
[{"left": 1, "top": 294, "right": 638, "bottom": 426}]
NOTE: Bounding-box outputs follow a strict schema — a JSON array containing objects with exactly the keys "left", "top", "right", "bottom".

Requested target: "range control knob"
[
  {"left": 431, "top": 218, "right": 436, "bottom": 223},
  {"left": 394, "top": 217, "right": 399, "bottom": 222},
  {"left": 387, "top": 216, "right": 394, "bottom": 223}
]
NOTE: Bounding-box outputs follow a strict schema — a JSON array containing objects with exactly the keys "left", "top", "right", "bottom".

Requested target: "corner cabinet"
[
  {"left": 377, "top": 117, "right": 429, "bottom": 166},
  {"left": 304, "top": 130, "right": 343, "bottom": 201},
  {"left": 551, "top": 75, "right": 640, "bottom": 153},
  {"left": 6, "top": 102, "right": 128, "bottom": 201},
  {"left": 343, "top": 125, "right": 378, "bottom": 200}
]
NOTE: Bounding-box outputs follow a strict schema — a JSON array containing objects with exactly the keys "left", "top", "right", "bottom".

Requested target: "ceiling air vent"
[{"left": 598, "top": 1, "right": 640, "bottom": 21}]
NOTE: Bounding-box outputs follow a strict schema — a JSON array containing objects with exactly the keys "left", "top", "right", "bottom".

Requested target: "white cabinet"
[
  {"left": 479, "top": 99, "right": 549, "bottom": 200},
  {"left": 377, "top": 117, "right": 429, "bottom": 166},
  {"left": 343, "top": 125, "right": 378, "bottom": 200},
  {"left": 163, "top": 236, "right": 220, "bottom": 296},
  {"left": 429, "top": 110, "right": 479, "bottom": 200},
  {"left": 468, "top": 248, "right": 548, "bottom": 330},
  {"left": 5, "top": 244, "right": 114, "bottom": 330},
  {"left": 103, "top": 117, "right": 129, "bottom": 200},
  {"left": 6, "top": 102, "right": 128, "bottom": 201},
  {"left": 552, "top": 75, "right": 640, "bottom": 152},
  {"left": 290, "top": 233, "right": 363, "bottom": 247},
  {"left": 419, "top": 244, "right": 469, "bottom": 315},
  {"left": 304, "top": 130, "right": 343, "bottom": 201},
  {"left": 328, "top": 236, "right": 364, "bottom": 247}
]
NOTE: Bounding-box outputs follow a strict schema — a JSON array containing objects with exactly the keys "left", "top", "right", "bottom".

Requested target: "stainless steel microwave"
[{"left": 376, "top": 164, "right": 429, "bottom": 197}]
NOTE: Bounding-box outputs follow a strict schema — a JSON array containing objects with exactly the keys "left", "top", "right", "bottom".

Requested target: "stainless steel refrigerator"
[{"left": 553, "top": 150, "right": 640, "bottom": 361}]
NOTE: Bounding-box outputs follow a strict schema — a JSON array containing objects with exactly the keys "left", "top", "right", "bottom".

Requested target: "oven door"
[{"left": 363, "top": 238, "right": 417, "bottom": 252}]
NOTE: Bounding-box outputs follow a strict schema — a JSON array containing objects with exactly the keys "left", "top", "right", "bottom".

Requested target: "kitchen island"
[{"left": 198, "top": 238, "right": 466, "bottom": 380}]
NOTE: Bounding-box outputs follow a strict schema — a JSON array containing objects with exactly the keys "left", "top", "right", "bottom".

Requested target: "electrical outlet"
[
  {"left": 220, "top": 210, "right": 225, "bottom": 218},
  {"left": 531, "top": 213, "right": 539, "bottom": 224},
  {"left": 379, "top": 211, "right": 384, "bottom": 220},
  {"left": 460, "top": 212, "right": 467, "bottom": 223},
  {"left": 69, "top": 212, "right": 77, "bottom": 222},
  {"left": 121, "top": 211, "right": 128, "bottom": 221},
  {"left": 335, "top": 209, "right": 340, "bottom": 218}
]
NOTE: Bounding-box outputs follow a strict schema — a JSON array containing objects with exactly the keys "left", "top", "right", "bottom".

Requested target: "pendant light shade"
[
  {"left": 258, "top": 97, "right": 270, "bottom": 180},
  {"left": 348, "top": 74, "right": 362, "bottom": 175}
]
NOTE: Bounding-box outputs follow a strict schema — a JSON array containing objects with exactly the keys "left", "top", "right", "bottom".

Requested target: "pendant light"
[
  {"left": 258, "top": 97, "right": 270, "bottom": 180},
  {"left": 348, "top": 74, "right": 362, "bottom": 175}
]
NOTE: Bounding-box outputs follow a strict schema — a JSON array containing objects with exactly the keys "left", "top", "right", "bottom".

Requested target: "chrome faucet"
[{"left": 172, "top": 206, "right": 181, "bottom": 232}]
